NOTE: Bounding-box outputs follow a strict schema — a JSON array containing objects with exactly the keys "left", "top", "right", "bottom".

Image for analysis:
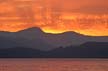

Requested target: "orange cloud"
[{"left": 0, "top": 0, "right": 108, "bottom": 36}]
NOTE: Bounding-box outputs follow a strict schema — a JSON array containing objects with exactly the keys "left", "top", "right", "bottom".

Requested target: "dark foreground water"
[{"left": 0, "top": 59, "right": 108, "bottom": 71}]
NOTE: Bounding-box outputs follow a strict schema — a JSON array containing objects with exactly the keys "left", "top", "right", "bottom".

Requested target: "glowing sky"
[{"left": 0, "top": 0, "right": 108, "bottom": 36}]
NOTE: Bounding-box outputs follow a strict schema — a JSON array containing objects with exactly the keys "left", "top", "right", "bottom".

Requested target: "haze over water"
[{"left": 0, "top": 59, "right": 108, "bottom": 71}]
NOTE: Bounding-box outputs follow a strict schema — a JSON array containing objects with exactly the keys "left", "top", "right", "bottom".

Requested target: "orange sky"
[{"left": 0, "top": 0, "right": 108, "bottom": 36}]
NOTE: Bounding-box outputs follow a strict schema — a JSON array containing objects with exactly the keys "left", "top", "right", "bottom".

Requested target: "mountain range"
[
  {"left": 0, "top": 27, "right": 108, "bottom": 51},
  {"left": 0, "top": 42, "right": 108, "bottom": 58},
  {"left": 0, "top": 27, "right": 108, "bottom": 58}
]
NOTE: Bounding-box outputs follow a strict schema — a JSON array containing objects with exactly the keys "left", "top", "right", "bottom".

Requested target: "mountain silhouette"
[
  {"left": 0, "top": 27, "right": 108, "bottom": 51},
  {"left": 0, "top": 42, "right": 108, "bottom": 58},
  {"left": 0, "top": 47, "right": 44, "bottom": 58},
  {"left": 48, "top": 42, "right": 108, "bottom": 58},
  {"left": 18, "top": 27, "right": 44, "bottom": 36},
  {"left": 0, "top": 27, "right": 54, "bottom": 50}
]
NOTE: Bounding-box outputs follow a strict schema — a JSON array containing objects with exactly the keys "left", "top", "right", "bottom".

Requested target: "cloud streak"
[{"left": 0, "top": 0, "right": 108, "bottom": 36}]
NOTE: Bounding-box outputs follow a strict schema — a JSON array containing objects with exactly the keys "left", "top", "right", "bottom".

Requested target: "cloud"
[{"left": 0, "top": 0, "right": 108, "bottom": 36}]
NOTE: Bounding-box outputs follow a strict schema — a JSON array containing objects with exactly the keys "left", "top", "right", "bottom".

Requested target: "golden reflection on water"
[{"left": 0, "top": 59, "right": 108, "bottom": 71}]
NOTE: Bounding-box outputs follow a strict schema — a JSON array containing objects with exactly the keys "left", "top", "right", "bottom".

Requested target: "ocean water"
[{"left": 0, "top": 59, "right": 108, "bottom": 71}]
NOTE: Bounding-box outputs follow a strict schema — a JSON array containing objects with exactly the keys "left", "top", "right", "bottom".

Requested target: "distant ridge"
[
  {"left": 0, "top": 27, "right": 108, "bottom": 50},
  {"left": 17, "top": 27, "right": 108, "bottom": 37},
  {"left": 19, "top": 27, "right": 43, "bottom": 33},
  {"left": 0, "top": 42, "right": 108, "bottom": 58}
]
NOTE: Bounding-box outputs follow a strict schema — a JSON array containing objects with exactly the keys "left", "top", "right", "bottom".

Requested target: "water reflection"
[{"left": 0, "top": 59, "right": 108, "bottom": 71}]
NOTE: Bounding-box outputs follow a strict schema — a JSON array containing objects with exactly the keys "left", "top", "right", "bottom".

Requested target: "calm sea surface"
[{"left": 0, "top": 58, "right": 108, "bottom": 71}]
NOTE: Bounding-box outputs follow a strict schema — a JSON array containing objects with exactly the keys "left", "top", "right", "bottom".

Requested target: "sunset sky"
[{"left": 0, "top": 0, "right": 108, "bottom": 36}]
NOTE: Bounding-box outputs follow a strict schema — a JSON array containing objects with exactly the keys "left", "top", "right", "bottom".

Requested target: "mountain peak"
[
  {"left": 23, "top": 27, "right": 42, "bottom": 32},
  {"left": 18, "top": 27, "right": 44, "bottom": 34}
]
